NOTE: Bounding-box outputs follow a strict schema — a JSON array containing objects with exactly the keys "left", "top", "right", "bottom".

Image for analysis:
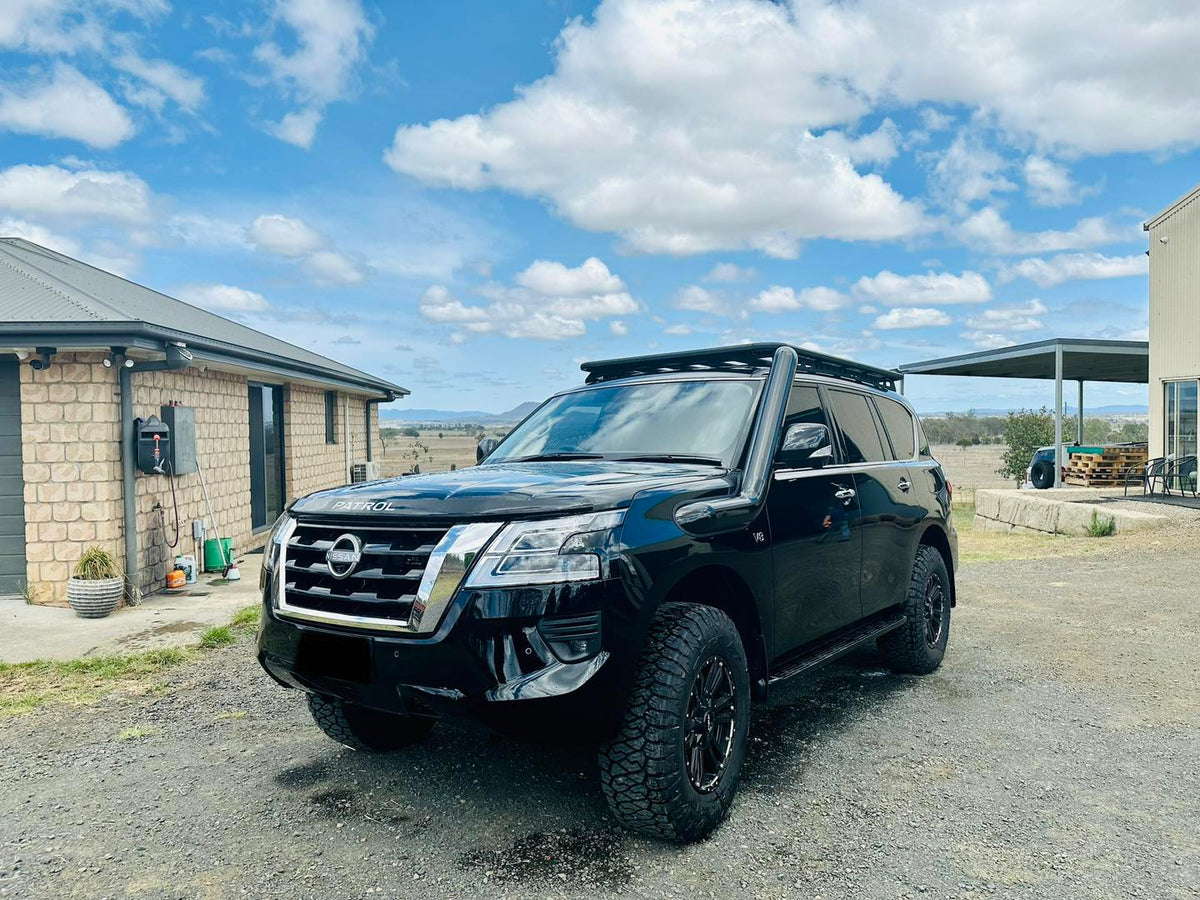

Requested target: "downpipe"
[
  {"left": 673, "top": 345, "right": 797, "bottom": 535},
  {"left": 118, "top": 344, "right": 192, "bottom": 599}
]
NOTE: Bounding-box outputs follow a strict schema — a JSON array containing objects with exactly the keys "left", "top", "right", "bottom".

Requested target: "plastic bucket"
[{"left": 203, "top": 537, "right": 234, "bottom": 572}]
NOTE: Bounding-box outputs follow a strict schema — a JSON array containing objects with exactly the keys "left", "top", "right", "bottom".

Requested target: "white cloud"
[
  {"left": 853, "top": 270, "right": 992, "bottom": 306},
  {"left": 609, "top": 320, "right": 628, "bottom": 336},
  {"left": 303, "top": 249, "right": 364, "bottom": 286},
  {"left": 1002, "top": 252, "right": 1148, "bottom": 288},
  {"left": 0, "top": 0, "right": 167, "bottom": 54},
  {"left": 960, "top": 206, "right": 1129, "bottom": 255},
  {"left": 1023, "top": 156, "right": 1085, "bottom": 207},
  {"left": 964, "top": 299, "right": 1048, "bottom": 336},
  {"left": 703, "top": 262, "right": 756, "bottom": 283},
  {"left": 254, "top": 0, "right": 374, "bottom": 147},
  {"left": 178, "top": 283, "right": 270, "bottom": 312},
  {"left": 0, "top": 64, "right": 134, "bottom": 148},
  {"left": 673, "top": 285, "right": 726, "bottom": 315},
  {"left": 267, "top": 107, "right": 322, "bottom": 149},
  {"left": 749, "top": 285, "right": 846, "bottom": 313},
  {"left": 385, "top": 0, "right": 1200, "bottom": 258},
  {"left": 385, "top": 1, "right": 931, "bottom": 257},
  {"left": 873, "top": 307, "right": 951, "bottom": 330},
  {"left": 112, "top": 51, "right": 205, "bottom": 111},
  {"left": 0, "top": 163, "right": 152, "bottom": 225},
  {"left": 250, "top": 213, "right": 324, "bottom": 256},
  {"left": 664, "top": 324, "right": 694, "bottom": 335},
  {"left": 0, "top": 217, "right": 82, "bottom": 255},
  {"left": 516, "top": 256, "right": 624, "bottom": 296},
  {"left": 929, "top": 133, "right": 1016, "bottom": 207}
]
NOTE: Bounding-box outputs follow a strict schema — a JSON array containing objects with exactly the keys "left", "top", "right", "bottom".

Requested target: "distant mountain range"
[
  {"left": 922, "top": 404, "right": 1148, "bottom": 417},
  {"left": 381, "top": 401, "right": 540, "bottom": 425}
]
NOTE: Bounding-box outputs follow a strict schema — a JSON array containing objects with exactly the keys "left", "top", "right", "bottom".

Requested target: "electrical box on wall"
[
  {"left": 135, "top": 415, "right": 171, "bottom": 474},
  {"left": 160, "top": 405, "right": 197, "bottom": 474}
]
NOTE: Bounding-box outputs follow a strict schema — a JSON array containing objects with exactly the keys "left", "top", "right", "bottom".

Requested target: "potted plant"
[{"left": 67, "top": 546, "right": 125, "bottom": 618}]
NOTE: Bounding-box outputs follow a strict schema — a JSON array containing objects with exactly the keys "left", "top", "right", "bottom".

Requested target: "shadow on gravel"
[{"left": 457, "top": 825, "right": 633, "bottom": 890}]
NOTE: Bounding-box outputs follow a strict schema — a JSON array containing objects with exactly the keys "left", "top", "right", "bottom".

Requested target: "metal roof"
[
  {"left": 1145, "top": 182, "right": 1200, "bottom": 230},
  {"left": 0, "top": 238, "right": 408, "bottom": 397},
  {"left": 899, "top": 338, "right": 1148, "bottom": 384}
]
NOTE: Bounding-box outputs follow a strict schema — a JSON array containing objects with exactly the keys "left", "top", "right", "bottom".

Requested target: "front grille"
[{"left": 282, "top": 521, "right": 450, "bottom": 624}]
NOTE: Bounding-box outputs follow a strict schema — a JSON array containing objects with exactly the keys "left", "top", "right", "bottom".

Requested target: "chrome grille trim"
[{"left": 274, "top": 517, "right": 501, "bottom": 634}]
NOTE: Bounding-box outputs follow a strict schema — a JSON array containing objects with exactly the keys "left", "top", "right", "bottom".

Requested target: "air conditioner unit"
[{"left": 350, "top": 461, "right": 380, "bottom": 483}]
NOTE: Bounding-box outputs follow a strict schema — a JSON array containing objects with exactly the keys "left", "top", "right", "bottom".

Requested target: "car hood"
[{"left": 291, "top": 461, "right": 731, "bottom": 521}]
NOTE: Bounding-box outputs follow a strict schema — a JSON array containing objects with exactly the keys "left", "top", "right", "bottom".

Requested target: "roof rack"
[{"left": 580, "top": 342, "right": 899, "bottom": 391}]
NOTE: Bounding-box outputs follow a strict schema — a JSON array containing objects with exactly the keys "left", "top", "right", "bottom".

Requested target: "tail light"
[{"left": 946, "top": 480, "right": 953, "bottom": 500}]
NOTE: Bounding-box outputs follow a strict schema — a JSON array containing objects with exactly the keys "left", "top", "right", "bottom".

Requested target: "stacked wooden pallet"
[{"left": 1063, "top": 447, "right": 1147, "bottom": 487}]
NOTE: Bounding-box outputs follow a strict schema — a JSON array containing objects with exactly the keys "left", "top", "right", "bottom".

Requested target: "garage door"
[{"left": 0, "top": 357, "right": 25, "bottom": 595}]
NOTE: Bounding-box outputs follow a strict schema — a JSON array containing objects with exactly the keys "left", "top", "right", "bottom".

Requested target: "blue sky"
[{"left": 0, "top": 0, "right": 1193, "bottom": 414}]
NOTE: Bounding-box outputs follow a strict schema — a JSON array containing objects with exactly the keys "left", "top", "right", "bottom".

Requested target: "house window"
[
  {"left": 1165, "top": 380, "right": 1198, "bottom": 460},
  {"left": 325, "top": 391, "right": 338, "bottom": 444}
]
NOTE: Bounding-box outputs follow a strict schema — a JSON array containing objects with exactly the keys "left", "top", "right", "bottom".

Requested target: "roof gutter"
[{"left": 119, "top": 344, "right": 192, "bottom": 598}]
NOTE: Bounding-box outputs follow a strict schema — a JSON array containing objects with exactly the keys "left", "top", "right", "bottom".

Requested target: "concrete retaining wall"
[{"left": 974, "top": 488, "right": 1170, "bottom": 536}]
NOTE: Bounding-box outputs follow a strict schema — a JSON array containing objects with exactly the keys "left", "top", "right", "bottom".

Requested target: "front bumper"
[{"left": 256, "top": 570, "right": 634, "bottom": 731}]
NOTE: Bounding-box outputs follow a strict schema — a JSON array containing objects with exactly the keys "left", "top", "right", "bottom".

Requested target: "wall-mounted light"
[
  {"left": 103, "top": 347, "right": 133, "bottom": 369},
  {"left": 1159, "top": 235, "right": 1170, "bottom": 244}
]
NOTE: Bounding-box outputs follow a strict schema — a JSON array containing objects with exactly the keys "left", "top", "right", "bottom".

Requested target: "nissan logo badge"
[{"left": 325, "top": 534, "right": 363, "bottom": 579}]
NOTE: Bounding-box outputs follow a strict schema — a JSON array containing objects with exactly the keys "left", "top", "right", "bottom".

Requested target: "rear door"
[
  {"left": 825, "top": 389, "right": 919, "bottom": 618},
  {"left": 768, "top": 383, "right": 864, "bottom": 655},
  {"left": 0, "top": 357, "right": 26, "bottom": 595}
]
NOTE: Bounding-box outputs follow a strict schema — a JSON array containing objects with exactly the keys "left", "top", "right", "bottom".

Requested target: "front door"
[
  {"left": 0, "top": 356, "right": 25, "bottom": 595},
  {"left": 768, "top": 383, "right": 864, "bottom": 656},
  {"left": 249, "top": 383, "right": 285, "bottom": 530}
]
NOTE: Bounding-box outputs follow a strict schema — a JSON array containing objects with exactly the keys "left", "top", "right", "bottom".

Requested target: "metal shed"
[{"left": 899, "top": 338, "right": 1149, "bottom": 487}]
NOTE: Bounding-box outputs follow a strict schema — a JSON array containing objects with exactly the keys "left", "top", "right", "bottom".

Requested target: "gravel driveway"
[{"left": 2, "top": 544, "right": 1197, "bottom": 899}]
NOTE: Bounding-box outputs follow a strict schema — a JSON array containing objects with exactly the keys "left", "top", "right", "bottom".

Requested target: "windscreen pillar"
[
  {"left": 1054, "top": 343, "right": 1064, "bottom": 488},
  {"left": 1077, "top": 381, "right": 1085, "bottom": 445}
]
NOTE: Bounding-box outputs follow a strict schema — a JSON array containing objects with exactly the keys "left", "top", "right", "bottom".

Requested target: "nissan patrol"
[{"left": 257, "top": 343, "right": 957, "bottom": 841}]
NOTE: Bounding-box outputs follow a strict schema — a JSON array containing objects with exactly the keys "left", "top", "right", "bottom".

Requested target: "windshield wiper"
[
  {"left": 506, "top": 452, "right": 606, "bottom": 462},
  {"left": 613, "top": 454, "right": 725, "bottom": 466}
]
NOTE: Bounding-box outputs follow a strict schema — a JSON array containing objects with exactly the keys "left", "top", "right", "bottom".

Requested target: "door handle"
[
  {"left": 833, "top": 486, "right": 856, "bottom": 502},
  {"left": 897, "top": 477, "right": 912, "bottom": 492}
]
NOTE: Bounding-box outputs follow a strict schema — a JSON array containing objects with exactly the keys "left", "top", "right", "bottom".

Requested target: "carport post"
[
  {"left": 1054, "top": 343, "right": 1064, "bottom": 488},
  {"left": 1077, "top": 381, "right": 1085, "bottom": 445}
]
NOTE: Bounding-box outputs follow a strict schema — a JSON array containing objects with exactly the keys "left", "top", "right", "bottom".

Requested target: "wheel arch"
[
  {"left": 918, "top": 522, "right": 956, "bottom": 607},
  {"left": 657, "top": 565, "right": 769, "bottom": 690}
]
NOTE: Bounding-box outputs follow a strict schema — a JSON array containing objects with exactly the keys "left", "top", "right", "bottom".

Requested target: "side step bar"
[{"left": 767, "top": 615, "right": 906, "bottom": 685}]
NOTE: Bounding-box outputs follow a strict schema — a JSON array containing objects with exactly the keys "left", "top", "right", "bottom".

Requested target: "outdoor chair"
[
  {"left": 1164, "top": 455, "right": 1198, "bottom": 498},
  {"left": 1123, "top": 456, "right": 1167, "bottom": 497}
]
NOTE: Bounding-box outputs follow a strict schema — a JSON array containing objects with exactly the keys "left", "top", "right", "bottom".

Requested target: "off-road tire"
[
  {"left": 878, "top": 544, "right": 951, "bottom": 675},
  {"left": 1030, "top": 460, "right": 1054, "bottom": 489},
  {"left": 598, "top": 602, "right": 751, "bottom": 842},
  {"left": 306, "top": 694, "right": 434, "bottom": 752}
]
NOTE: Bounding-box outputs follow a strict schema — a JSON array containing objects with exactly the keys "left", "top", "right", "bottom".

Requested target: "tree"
[
  {"left": 997, "top": 407, "right": 1056, "bottom": 484},
  {"left": 402, "top": 427, "right": 420, "bottom": 438}
]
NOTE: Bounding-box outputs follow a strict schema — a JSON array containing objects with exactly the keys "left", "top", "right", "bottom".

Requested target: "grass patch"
[
  {"left": 197, "top": 625, "right": 235, "bottom": 648},
  {"left": 215, "top": 710, "right": 247, "bottom": 720},
  {"left": 117, "top": 724, "right": 161, "bottom": 741},
  {"left": 1087, "top": 511, "right": 1117, "bottom": 537},
  {"left": 0, "top": 605, "right": 263, "bottom": 718}
]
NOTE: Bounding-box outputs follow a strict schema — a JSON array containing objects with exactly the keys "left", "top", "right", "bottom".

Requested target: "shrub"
[
  {"left": 997, "top": 408, "right": 1056, "bottom": 484},
  {"left": 74, "top": 546, "right": 121, "bottom": 580}
]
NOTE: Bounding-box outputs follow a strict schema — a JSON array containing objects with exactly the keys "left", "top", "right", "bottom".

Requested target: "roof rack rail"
[{"left": 580, "top": 342, "right": 899, "bottom": 391}]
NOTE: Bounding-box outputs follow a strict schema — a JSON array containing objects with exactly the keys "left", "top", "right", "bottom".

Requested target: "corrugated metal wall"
[{"left": 1147, "top": 190, "right": 1200, "bottom": 458}]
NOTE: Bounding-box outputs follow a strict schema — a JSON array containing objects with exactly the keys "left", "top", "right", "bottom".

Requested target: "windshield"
[{"left": 485, "top": 379, "right": 760, "bottom": 467}]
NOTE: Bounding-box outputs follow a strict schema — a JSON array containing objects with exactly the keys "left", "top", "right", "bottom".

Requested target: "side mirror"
[
  {"left": 777, "top": 423, "right": 833, "bottom": 469},
  {"left": 476, "top": 437, "right": 500, "bottom": 463}
]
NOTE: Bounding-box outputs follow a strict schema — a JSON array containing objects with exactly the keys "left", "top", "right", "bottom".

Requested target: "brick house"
[{"left": 0, "top": 238, "right": 406, "bottom": 603}]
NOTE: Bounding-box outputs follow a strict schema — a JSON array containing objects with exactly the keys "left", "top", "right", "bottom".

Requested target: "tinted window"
[
  {"left": 828, "top": 390, "right": 888, "bottom": 463},
  {"left": 486, "top": 379, "right": 759, "bottom": 467},
  {"left": 783, "top": 384, "right": 829, "bottom": 429},
  {"left": 876, "top": 397, "right": 916, "bottom": 459},
  {"left": 324, "top": 391, "right": 337, "bottom": 444}
]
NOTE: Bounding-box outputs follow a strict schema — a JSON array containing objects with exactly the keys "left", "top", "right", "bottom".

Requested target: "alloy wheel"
[{"left": 683, "top": 656, "right": 737, "bottom": 793}]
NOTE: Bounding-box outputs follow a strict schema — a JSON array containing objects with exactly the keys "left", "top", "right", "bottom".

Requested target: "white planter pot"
[{"left": 67, "top": 576, "right": 124, "bottom": 618}]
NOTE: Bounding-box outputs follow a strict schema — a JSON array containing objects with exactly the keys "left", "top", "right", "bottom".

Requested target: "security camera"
[{"left": 29, "top": 347, "right": 54, "bottom": 371}]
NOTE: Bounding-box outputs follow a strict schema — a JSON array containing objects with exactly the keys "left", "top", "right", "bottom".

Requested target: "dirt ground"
[{"left": 1, "top": 528, "right": 1197, "bottom": 899}]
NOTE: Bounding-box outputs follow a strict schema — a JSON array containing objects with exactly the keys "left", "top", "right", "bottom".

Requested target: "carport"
[{"left": 899, "top": 338, "right": 1149, "bottom": 488}]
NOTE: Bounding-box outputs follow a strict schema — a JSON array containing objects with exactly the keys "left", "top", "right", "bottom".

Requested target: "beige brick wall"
[
  {"left": 20, "top": 354, "right": 380, "bottom": 604},
  {"left": 20, "top": 352, "right": 123, "bottom": 605},
  {"left": 285, "top": 386, "right": 377, "bottom": 500}
]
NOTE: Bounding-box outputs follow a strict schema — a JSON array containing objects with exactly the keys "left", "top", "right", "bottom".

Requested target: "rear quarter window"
[
  {"left": 875, "top": 396, "right": 917, "bottom": 460},
  {"left": 828, "top": 390, "right": 889, "bottom": 463}
]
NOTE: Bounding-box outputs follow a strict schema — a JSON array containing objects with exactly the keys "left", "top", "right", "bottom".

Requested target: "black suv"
[{"left": 257, "top": 343, "right": 957, "bottom": 841}]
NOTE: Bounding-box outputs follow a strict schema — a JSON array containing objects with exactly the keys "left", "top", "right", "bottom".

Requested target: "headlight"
[
  {"left": 464, "top": 510, "right": 625, "bottom": 588},
  {"left": 263, "top": 512, "right": 294, "bottom": 574}
]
